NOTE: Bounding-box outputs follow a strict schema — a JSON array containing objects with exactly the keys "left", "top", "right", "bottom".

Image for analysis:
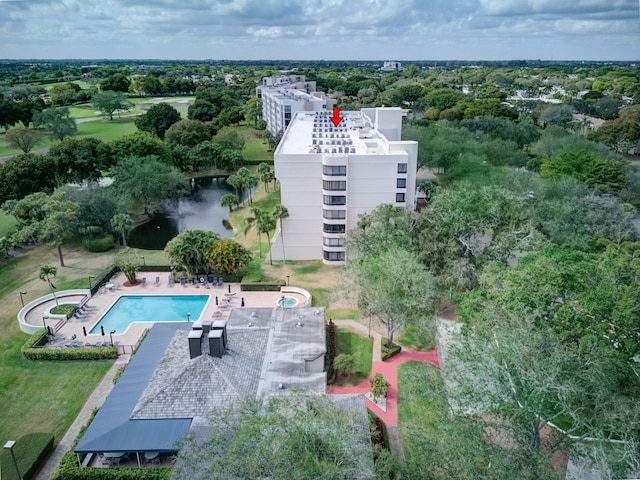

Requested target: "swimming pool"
[{"left": 89, "top": 295, "right": 210, "bottom": 334}]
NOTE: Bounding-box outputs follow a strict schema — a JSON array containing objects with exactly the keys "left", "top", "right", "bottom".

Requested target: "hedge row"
[
  {"left": 53, "top": 454, "right": 171, "bottom": 480},
  {"left": 380, "top": 338, "right": 401, "bottom": 361},
  {"left": 22, "top": 330, "right": 118, "bottom": 360},
  {"left": 0, "top": 432, "right": 54, "bottom": 480},
  {"left": 239, "top": 281, "right": 284, "bottom": 291},
  {"left": 326, "top": 319, "right": 338, "bottom": 385}
]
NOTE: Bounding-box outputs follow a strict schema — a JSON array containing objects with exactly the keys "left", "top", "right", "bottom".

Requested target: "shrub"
[
  {"left": 0, "top": 432, "right": 54, "bottom": 480},
  {"left": 50, "top": 303, "right": 78, "bottom": 318},
  {"left": 380, "top": 339, "right": 401, "bottom": 361},
  {"left": 82, "top": 235, "right": 115, "bottom": 252},
  {"left": 370, "top": 372, "right": 391, "bottom": 399},
  {"left": 22, "top": 331, "right": 118, "bottom": 360}
]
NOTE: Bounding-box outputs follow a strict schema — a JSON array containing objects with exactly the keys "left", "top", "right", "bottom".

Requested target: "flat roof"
[{"left": 276, "top": 110, "right": 389, "bottom": 156}]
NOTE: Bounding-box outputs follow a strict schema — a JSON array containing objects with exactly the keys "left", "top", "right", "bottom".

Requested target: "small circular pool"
[{"left": 277, "top": 296, "right": 298, "bottom": 308}]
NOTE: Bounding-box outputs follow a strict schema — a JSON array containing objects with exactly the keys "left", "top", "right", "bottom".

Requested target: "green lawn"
[
  {"left": 0, "top": 244, "right": 119, "bottom": 443},
  {"left": 335, "top": 329, "right": 372, "bottom": 385},
  {"left": 76, "top": 118, "right": 138, "bottom": 142},
  {"left": 240, "top": 127, "right": 272, "bottom": 162}
]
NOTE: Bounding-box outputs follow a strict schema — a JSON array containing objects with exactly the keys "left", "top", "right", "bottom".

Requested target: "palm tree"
[
  {"left": 257, "top": 213, "right": 277, "bottom": 265},
  {"left": 272, "top": 204, "right": 289, "bottom": 264},
  {"left": 39, "top": 264, "right": 59, "bottom": 307},
  {"left": 220, "top": 193, "right": 238, "bottom": 212},
  {"left": 110, "top": 213, "right": 134, "bottom": 247},
  {"left": 245, "top": 207, "right": 264, "bottom": 257}
]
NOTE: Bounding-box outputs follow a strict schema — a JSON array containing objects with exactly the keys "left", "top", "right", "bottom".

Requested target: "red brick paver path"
[{"left": 327, "top": 320, "right": 439, "bottom": 426}]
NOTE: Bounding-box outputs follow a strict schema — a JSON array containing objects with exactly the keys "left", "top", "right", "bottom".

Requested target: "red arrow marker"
[{"left": 330, "top": 107, "right": 343, "bottom": 127}]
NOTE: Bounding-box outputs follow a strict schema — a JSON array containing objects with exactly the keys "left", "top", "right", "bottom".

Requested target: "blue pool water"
[{"left": 89, "top": 295, "right": 210, "bottom": 334}]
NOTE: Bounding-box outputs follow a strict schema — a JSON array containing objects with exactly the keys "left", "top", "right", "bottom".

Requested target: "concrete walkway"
[{"left": 35, "top": 354, "right": 130, "bottom": 480}]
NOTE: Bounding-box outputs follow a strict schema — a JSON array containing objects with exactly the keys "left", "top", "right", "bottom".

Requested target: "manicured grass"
[
  {"left": 75, "top": 118, "right": 138, "bottom": 142},
  {"left": 0, "top": 243, "right": 119, "bottom": 443},
  {"left": 67, "top": 105, "right": 101, "bottom": 119},
  {"left": 335, "top": 329, "right": 372, "bottom": 385},
  {"left": 240, "top": 127, "right": 272, "bottom": 162}
]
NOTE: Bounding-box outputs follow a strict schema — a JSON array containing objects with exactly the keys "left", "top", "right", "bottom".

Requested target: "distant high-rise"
[
  {"left": 270, "top": 107, "right": 418, "bottom": 264},
  {"left": 380, "top": 61, "right": 405, "bottom": 71},
  {"left": 256, "top": 75, "right": 335, "bottom": 136}
]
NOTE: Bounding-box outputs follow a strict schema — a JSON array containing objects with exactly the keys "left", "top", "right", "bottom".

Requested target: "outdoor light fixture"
[
  {"left": 88, "top": 275, "right": 95, "bottom": 290},
  {"left": 141, "top": 255, "right": 146, "bottom": 267},
  {"left": 109, "top": 330, "right": 116, "bottom": 347},
  {"left": 4, "top": 440, "right": 23, "bottom": 480},
  {"left": 187, "top": 312, "right": 191, "bottom": 322},
  {"left": 286, "top": 274, "right": 290, "bottom": 286},
  {"left": 19, "top": 291, "right": 27, "bottom": 307},
  {"left": 42, "top": 315, "right": 49, "bottom": 331}
]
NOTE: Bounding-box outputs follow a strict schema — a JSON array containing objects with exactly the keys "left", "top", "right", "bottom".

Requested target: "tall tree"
[
  {"left": 32, "top": 106, "right": 77, "bottom": 140},
  {"left": 3, "top": 127, "right": 43, "bottom": 153},
  {"left": 134, "top": 102, "right": 181, "bottom": 139},
  {"left": 271, "top": 203, "right": 289, "bottom": 263},
  {"left": 110, "top": 155, "right": 188, "bottom": 216},
  {"left": 220, "top": 193, "right": 238, "bottom": 212},
  {"left": 164, "top": 229, "right": 220, "bottom": 276},
  {"left": 172, "top": 394, "right": 374, "bottom": 480},
  {"left": 92, "top": 91, "right": 131, "bottom": 120},
  {"left": 47, "top": 137, "right": 110, "bottom": 184},
  {"left": 342, "top": 245, "right": 440, "bottom": 347},
  {"left": 164, "top": 119, "right": 211, "bottom": 147},
  {"left": 257, "top": 212, "right": 276, "bottom": 265},
  {"left": 39, "top": 264, "right": 59, "bottom": 307},
  {"left": 100, "top": 73, "right": 131, "bottom": 93},
  {"left": 110, "top": 213, "right": 134, "bottom": 247}
]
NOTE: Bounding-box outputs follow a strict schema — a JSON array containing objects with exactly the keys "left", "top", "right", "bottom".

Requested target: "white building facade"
[
  {"left": 256, "top": 75, "right": 336, "bottom": 136},
  {"left": 271, "top": 107, "right": 418, "bottom": 265}
]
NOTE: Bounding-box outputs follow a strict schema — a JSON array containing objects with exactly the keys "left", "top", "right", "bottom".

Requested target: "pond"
[{"left": 127, "top": 176, "right": 249, "bottom": 250}]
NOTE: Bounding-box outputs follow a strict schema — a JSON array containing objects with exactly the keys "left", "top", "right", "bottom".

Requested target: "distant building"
[
  {"left": 271, "top": 107, "right": 418, "bottom": 264},
  {"left": 256, "top": 75, "right": 335, "bottom": 136},
  {"left": 380, "top": 61, "right": 405, "bottom": 71}
]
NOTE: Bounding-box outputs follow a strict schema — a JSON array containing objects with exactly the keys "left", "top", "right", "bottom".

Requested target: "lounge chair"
[
  {"left": 217, "top": 277, "right": 223, "bottom": 287},
  {"left": 203, "top": 277, "right": 209, "bottom": 288},
  {"left": 180, "top": 277, "right": 186, "bottom": 287},
  {"left": 212, "top": 311, "right": 222, "bottom": 318},
  {"left": 141, "top": 277, "right": 147, "bottom": 287},
  {"left": 154, "top": 276, "right": 160, "bottom": 287}
]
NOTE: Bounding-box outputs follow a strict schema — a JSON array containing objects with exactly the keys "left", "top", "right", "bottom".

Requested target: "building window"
[
  {"left": 323, "top": 165, "right": 347, "bottom": 176},
  {"left": 323, "top": 237, "right": 345, "bottom": 247},
  {"left": 323, "top": 251, "right": 345, "bottom": 261},
  {"left": 396, "top": 193, "right": 406, "bottom": 203},
  {"left": 323, "top": 223, "right": 346, "bottom": 233},
  {"left": 397, "top": 163, "right": 408, "bottom": 173},
  {"left": 323, "top": 195, "right": 346, "bottom": 206},
  {"left": 396, "top": 178, "right": 407, "bottom": 188},
  {"left": 323, "top": 209, "right": 346, "bottom": 220},
  {"left": 323, "top": 180, "right": 346, "bottom": 191}
]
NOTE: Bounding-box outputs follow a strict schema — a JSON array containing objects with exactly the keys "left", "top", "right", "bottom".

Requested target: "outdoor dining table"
[{"left": 104, "top": 452, "right": 125, "bottom": 458}]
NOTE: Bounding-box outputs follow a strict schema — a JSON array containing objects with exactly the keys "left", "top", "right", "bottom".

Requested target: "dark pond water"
[{"left": 127, "top": 177, "right": 249, "bottom": 250}]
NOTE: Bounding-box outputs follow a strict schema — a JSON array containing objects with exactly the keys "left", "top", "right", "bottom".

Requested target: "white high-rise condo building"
[
  {"left": 270, "top": 107, "right": 417, "bottom": 264},
  {"left": 256, "top": 75, "right": 335, "bottom": 136}
]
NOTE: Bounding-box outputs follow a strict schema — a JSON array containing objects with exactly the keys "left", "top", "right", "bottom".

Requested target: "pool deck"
[{"left": 24, "top": 272, "right": 309, "bottom": 353}]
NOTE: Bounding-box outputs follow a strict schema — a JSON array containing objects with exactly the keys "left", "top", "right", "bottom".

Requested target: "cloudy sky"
[{"left": 1, "top": 0, "right": 638, "bottom": 60}]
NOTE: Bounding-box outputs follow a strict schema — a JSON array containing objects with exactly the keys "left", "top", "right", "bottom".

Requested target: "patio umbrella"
[
  {"left": 101, "top": 325, "right": 105, "bottom": 337},
  {"left": 228, "top": 284, "right": 231, "bottom": 293},
  {"left": 241, "top": 297, "right": 245, "bottom": 307},
  {"left": 215, "top": 296, "right": 218, "bottom": 305},
  {"left": 82, "top": 326, "right": 87, "bottom": 337}
]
